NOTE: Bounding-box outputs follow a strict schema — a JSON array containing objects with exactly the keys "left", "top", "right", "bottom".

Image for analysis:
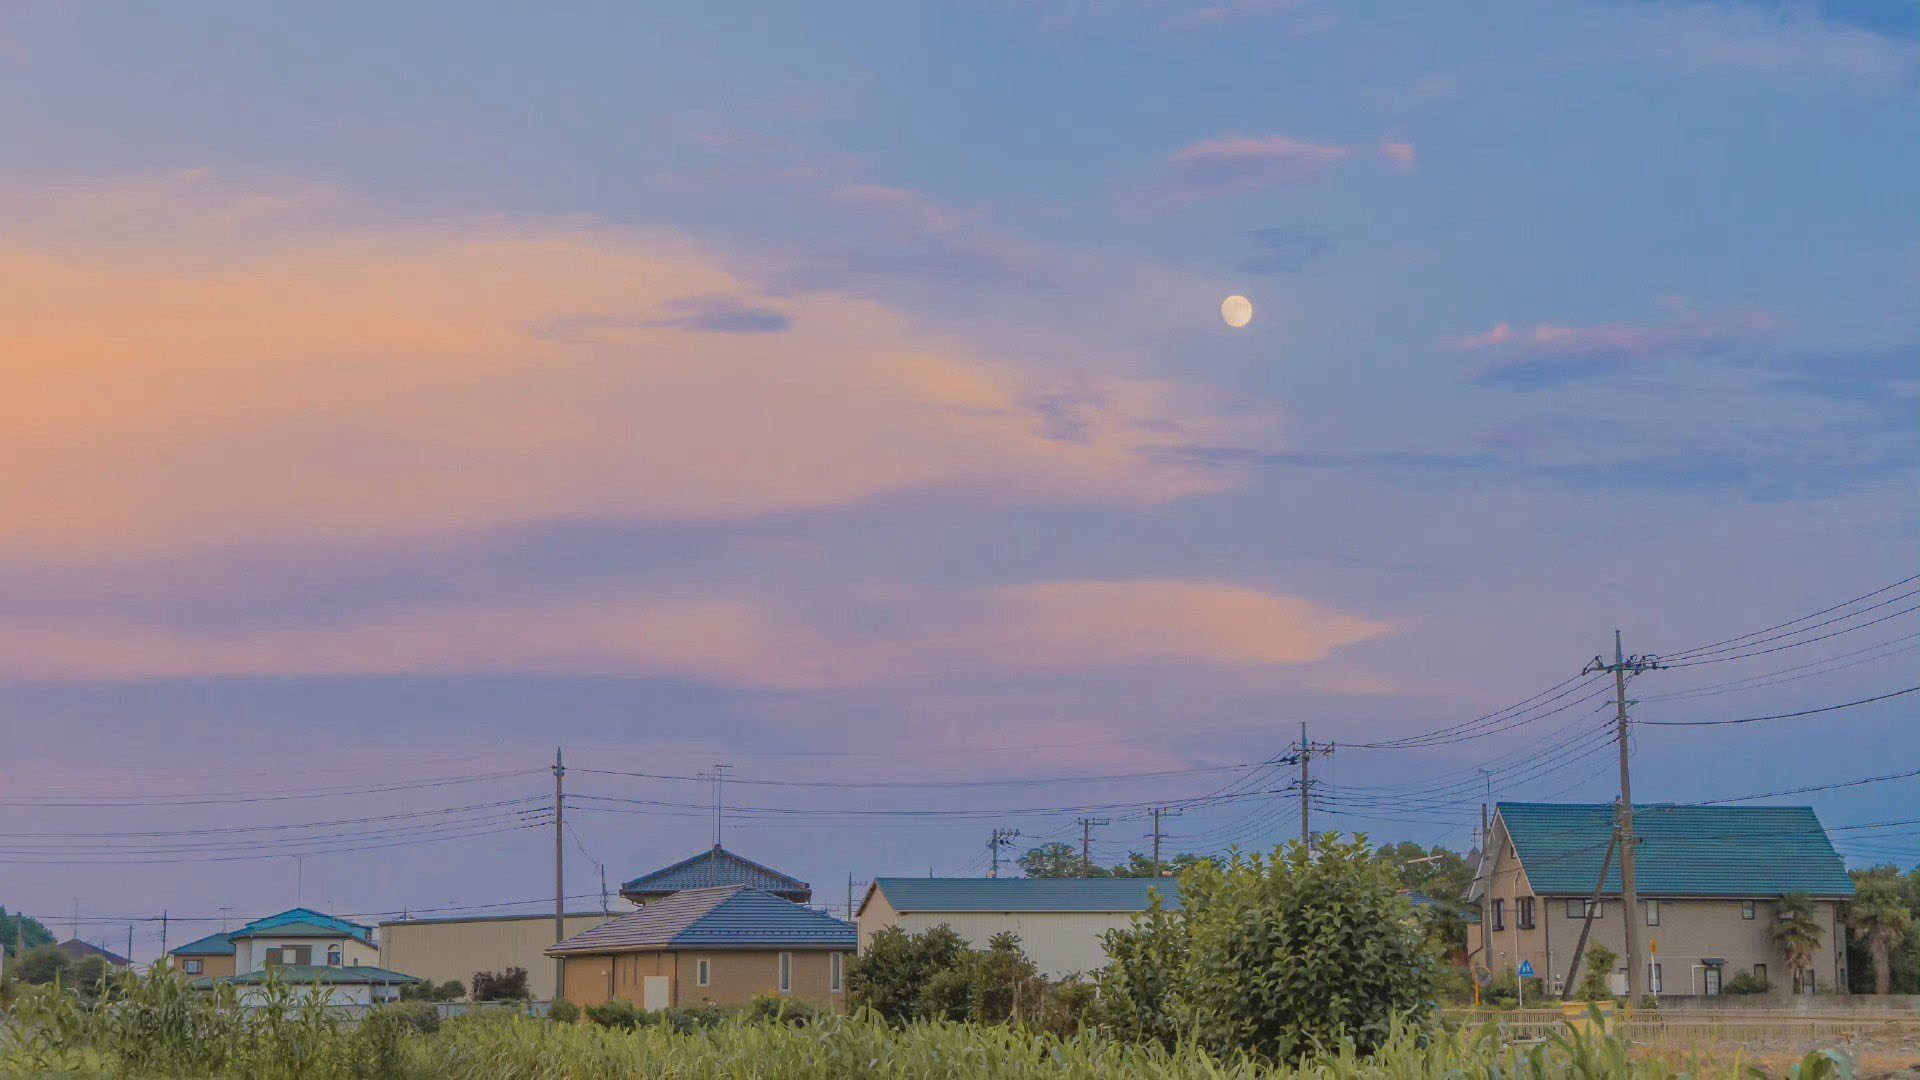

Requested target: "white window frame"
[
  {"left": 778, "top": 951, "right": 793, "bottom": 994},
  {"left": 183, "top": 959, "right": 203, "bottom": 974},
  {"left": 1741, "top": 900, "right": 1755, "bottom": 920},
  {"left": 327, "top": 945, "right": 343, "bottom": 967},
  {"left": 1644, "top": 899, "right": 1659, "bottom": 926},
  {"left": 696, "top": 958, "right": 710, "bottom": 988},
  {"left": 830, "top": 952, "right": 842, "bottom": 993}
]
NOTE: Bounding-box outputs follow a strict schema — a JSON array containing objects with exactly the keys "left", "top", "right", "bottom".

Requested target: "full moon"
[{"left": 1221, "top": 294, "right": 1253, "bottom": 328}]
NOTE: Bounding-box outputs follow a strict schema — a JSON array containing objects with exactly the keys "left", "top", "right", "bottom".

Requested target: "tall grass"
[{"left": 0, "top": 969, "right": 1854, "bottom": 1078}]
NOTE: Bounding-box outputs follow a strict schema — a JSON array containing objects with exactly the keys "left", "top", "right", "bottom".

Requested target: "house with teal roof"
[
  {"left": 1467, "top": 802, "right": 1853, "bottom": 999},
  {"left": 178, "top": 908, "right": 419, "bottom": 1006}
]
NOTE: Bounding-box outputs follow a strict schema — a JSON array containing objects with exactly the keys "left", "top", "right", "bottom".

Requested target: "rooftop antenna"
[{"left": 710, "top": 764, "right": 732, "bottom": 847}]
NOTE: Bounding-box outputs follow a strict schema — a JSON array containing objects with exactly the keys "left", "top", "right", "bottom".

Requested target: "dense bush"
[
  {"left": 546, "top": 998, "right": 581, "bottom": 1023},
  {"left": 1576, "top": 945, "right": 1618, "bottom": 1002},
  {"left": 847, "top": 925, "right": 1092, "bottom": 1035},
  {"left": 738, "top": 992, "right": 821, "bottom": 1026},
  {"left": 1723, "top": 969, "right": 1772, "bottom": 995},
  {"left": 471, "top": 966, "right": 530, "bottom": 1001},
  {"left": 583, "top": 998, "right": 641, "bottom": 1029},
  {"left": 1098, "top": 836, "right": 1436, "bottom": 1062},
  {"left": 846, "top": 924, "right": 968, "bottom": 1022},
  {"left": 400, "top": 978, "right": 464, "bottom": 1002}
]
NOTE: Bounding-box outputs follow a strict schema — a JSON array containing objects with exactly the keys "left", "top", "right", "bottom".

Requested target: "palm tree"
[
  {"left": 1846, "top": 879, "right": 1913, "bottom": 995},
  {"left": 1771, "top": 893, "right": 1825, "bottom": 995}
]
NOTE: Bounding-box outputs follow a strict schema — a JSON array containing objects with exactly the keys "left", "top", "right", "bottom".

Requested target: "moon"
[{"left": 1221, "top": 294, "right": 1253, "bottom": 328}]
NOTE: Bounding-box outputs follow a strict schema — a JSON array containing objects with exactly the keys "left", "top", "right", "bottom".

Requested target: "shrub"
[
  {"left": 7, "top": 945, "right": 68, "bottom": 985},
  {"left": 1097, "top": 835, "right": 1437, "bottom": 1062},
  {"left": 659, "top": 1005, "right": 724, "bottom": 1033},
  {"left": 845, "top": 923, "right": 967, "bottom": 1022},
  {"left": 399, "top": 978, "right": 464, "bottom": 1002},
  {"left": 1577, "top": 945, "right": 1618, "bottom": 1001},
  {"left": 1724, "top": 970, "right": 1772, "bottom": 995},
  {"left": 739, "top": 993, "right": 820, "bottom": 1026},
  {"left": 470, "top": 966, "right": 530, "bottom": 1001},
  {"left": 546, "top": 998, "right": 581, "bottom": 1023},
  {"left": 583, "top": 998, "right": 642, "bottom": 1029}
]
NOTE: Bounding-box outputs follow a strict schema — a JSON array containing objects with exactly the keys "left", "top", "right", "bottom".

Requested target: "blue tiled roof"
[
  {"left": 229, "top": 909, "right": 374, "bottom": 945},
  {"left": 170, "top": 932, "right": 235, "bottom": 957},
  {"left": 1498, "top": 802, "right": 1854, "bottom": 898},
  {"left": 868, "top": 877, "right": 1183, "bottom": 914},
  {"left": 548, "top": 886, "right": 854, "bottom": 955},
  {"left": 620, "top": 845, "right": 809, "bottom": 901}
]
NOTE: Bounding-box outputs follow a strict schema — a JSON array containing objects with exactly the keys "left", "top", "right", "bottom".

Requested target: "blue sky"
[{"left": 0, "top": 1, "right": 1914, "bottom": 957}]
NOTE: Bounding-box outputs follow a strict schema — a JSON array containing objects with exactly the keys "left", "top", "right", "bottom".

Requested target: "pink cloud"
[
  {"left": 0, "top": 580, "right": 1394, "bottom": 689},
  {"left": 1158, "top": 134, "right": 1354, "bottom": 201},
  {"left": 0, "top": 173, "right": 1261, "bottom": 561},
  {"left": 1378, "top": 141, "right": 1417, "bottom": 170},
  {"left": 1448, "top": 313, "right": 1773, "bottom": 357}
]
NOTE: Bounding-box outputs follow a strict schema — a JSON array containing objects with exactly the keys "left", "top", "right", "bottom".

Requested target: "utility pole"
[
  {"left": 846, "top": 873, "right": 854, "bottom": 921},
  {"left": 987, "top": 828, "right": 1021, "bottom": 878},
  {"left": 1076, "top": 818, "right": 1109, "bottom": 876},
  {"left": 705, "top": 764, "right": 733, "bottom": 848},
  {"left": 599, "top": 864, "right": 609, "bottom": 917},
  {"left": 553, "top": 746, "right": 566, "bottom": 1003},
  {"left": 1294, "top": 724, "right": 1335, "bottom": 851},
  {"left": 1584, "top": 629, "right": 1664, "bottom": 1004},
  {"left": 1148, "top": 807, "right": 1182, "bottom": 876},
  {"left": 160, "top": 910, "right": 167, "bottom": 961},
  {"left": 126, "top": 925, "right": 133, "bottom": 964}
]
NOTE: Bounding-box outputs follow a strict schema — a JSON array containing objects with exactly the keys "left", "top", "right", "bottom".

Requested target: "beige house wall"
[
  {"left": 857, "top": 886, "right": 1142, "bottom": 978},
  {"left": 558, "top": 948, "right": 849, "bottom": 1012},
  {"left": 1470, "top": 819, "right": 1847, "bottom": 996},
  {"left": 380, "top": 914, "right": 613, "bottom": 1001},
  {"left": 169, "top": 954, "right": 235, "bottom": 979}
]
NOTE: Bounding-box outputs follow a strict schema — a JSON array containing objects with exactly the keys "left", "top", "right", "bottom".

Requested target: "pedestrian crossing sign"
[{"left": 1518, "top": 960, "right": 1534, "bottom": 977}]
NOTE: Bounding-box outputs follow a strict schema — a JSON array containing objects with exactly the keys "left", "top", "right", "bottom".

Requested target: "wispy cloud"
[
  {"left": 1237, "top": 226, "right": 1333, "bottom": 274},
  {"left": 0, "top": 172, "right": 1259, "bottom": 560},
  {"left": 0, "top": 579, "right": 1395, "bottom": 688},
  {"left": 1157, "top": 134, "right": 1355, "bottom": 201},
  {"left": 1632, "top": 1, "right": 1918, "bottom": 84},
  {"left": 1449, "top": 311, "right": 1776, "bottom": 387}
]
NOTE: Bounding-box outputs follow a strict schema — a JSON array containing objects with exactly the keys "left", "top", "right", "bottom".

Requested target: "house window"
[
  {"left": 1754, "top": 963, "right": 1767, "bottom": 983},
  {"left": 696, "top": 959, "right": 710, "bottom": 988},
  {"left": 1566, "top": 899, "right": 1603, "bottom": 920},
  {"left": 1703, "top": 967, "right": 1721, "bottom": 996},
  {"left": 1644, "top": 900, "right": 1659, "bottom": 926},
  {"left": 327, "top": 946, "right": 342, "bottom": 967},
  {"left": 830, "top": 952, "right": 843, "bottom": 993},
  {"left": 777, "top": 952, "right": 793, "bottom": 994},
  {"left": 1517, "top": 897, "right": 1535, "bottom": 930},
  {"left": 1490, "top": 899, "right": 1505, "bottom": 931},
  {"left": 183, "top": 959, "right": 203, "bottom": 974},
  {"left": 1741, "top": 900, "right": 1755, "bottom": 920}
]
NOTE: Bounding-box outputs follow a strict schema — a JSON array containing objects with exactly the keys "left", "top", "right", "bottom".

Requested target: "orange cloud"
[
  {"left": 0, "top": 173, "right": 1255, "bottom": 560},
  {"left": 0, "top": 580, "right": 1393, "bottom": 688}
]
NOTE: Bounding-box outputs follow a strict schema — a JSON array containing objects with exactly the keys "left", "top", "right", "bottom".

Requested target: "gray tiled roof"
[
  {"left": 546, "top": 886, "right": 853, "bottom": 955},
  {"left": 195, "top": 965, "right": 419, "bottom": 988},
  {"left": 869, "top": 877, "right": 1182, "bottom": 914},
  {"left": 619, "top": 845, "right": 810, "bottom": 901}
]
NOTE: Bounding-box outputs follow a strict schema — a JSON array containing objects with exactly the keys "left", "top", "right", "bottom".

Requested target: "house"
[
  {"left": 857, "top": 877, "right": 1182, "bottom": 979},
  {"left": 546, "top": 885, "right": 854, "bottom": 1011},
  {"left": 621, "top": 844, "right": 812, "bottom": 905},
  {"left": 55, "top": 939, "right": 131, "bottom": 968},
  {"left": 1468, "top": 802, "right": 1854, "bottom": 998},
  {"left": 166, "top": 931, "right": 236, "bottom": 979},
  {"left": 379, "top": 912, "right": 614, "bottom": 1003},
  {"left": 188, "top": 908, "right": 419, "bottom": 1006},
  {"left": 378, "top": 844, "right": 814, "bottom": 1002}
]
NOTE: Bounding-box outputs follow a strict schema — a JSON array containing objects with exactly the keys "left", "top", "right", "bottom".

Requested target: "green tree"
[
  {"left": 1577, "top": 943, "right": 1618, "bottom": 1001},
  {"left": 0, "top": 908, "right": 55, "bottom": 958},
  {"left": 1846, "top": 876, "right": 1913, "bottom": 995},
  {"left": 1097, "top": 835, "right": 1436, "bottom": 1062},
  {"left": 1017, "top": 842, "right": 1108, "bottom": 878},
  {"left": 1772, "top": 893, "right": 1825, "bottom": 994},
  {"left": 844, "top": 923, "right": 967, "bottom": 1022},
  {"left": 1110, "top": 852, "right": 1210, "bottom": 878},
  {"left": 8, "top": 944, "right": 70, "bottom": 985}
]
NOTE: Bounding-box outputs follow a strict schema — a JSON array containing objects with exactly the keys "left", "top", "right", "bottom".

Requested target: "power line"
[
  {"left": 1660, "top": 573, "right": 1920, "bottom": 660},
  {"left": 1637, "top": 684, "right": 1919, "bottom": 726}
]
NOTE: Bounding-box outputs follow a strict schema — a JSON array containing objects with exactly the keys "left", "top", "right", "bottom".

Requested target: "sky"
[{"left": 0, "top": 1, "right": 1915, "bottom": 960}]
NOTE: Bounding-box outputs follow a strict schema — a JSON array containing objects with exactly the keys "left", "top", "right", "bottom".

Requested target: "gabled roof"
[
  {"left": 547, "top": 886, "right": 853, "bottom": 955},
  {"left": 619, "top": 845, "right": 810, "bottom": 902},
  {"left": 229, "top": 921, "right": 360, "bottom": 940},
  {"left": 865, "top": 877, "right": 1182, "bottom": 916},
  {"left": 1494, "top": 802, "right": 1854, "bottom": 899},
  {"left": 56, "top": 939, "right": 130, "bottom": 966},
  {"left": 195, "top": 964, "right": 419, "bottom": 988},
  {"left": 169, "top": 932, "right": 235, "bottom": 957},
  {"left": 229, "top": 908, "right": 373, "bottom": 945}
]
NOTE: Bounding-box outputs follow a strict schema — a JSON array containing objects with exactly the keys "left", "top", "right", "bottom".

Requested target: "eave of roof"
[
  {"left": 169, "top": 932, "right": 236, "bottom": 957},
  {"left": 228, "top": 921, "right": 364, "bottom": 940},
  {"left": 548, "top": 885, "right": 854, "bottom": 955}
]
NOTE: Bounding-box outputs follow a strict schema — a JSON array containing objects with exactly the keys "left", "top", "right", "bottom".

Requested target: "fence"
[{"left": 1442, "top": 1008, "right": 1920, "bottom": 1048}]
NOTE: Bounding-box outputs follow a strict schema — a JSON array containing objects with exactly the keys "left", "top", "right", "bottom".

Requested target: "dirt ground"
[{"left": 1633, "top": 1035, "right": 1920, "bottom": 1076}]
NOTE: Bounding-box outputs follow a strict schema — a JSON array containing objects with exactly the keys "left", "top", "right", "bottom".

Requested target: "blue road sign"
[{"left": 1518, "top": 961, "right": 1535, "bottom": 978}]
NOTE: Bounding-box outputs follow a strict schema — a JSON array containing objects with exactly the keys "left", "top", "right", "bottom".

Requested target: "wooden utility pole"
[
  {"left": 1149, "top": 807, "right": 1182, "bottom": 875},
  {"left": 1584, "top": 630, "right": 1664, "bottom": 1003},
  {"left": 553, "top": 746, "right": 566, "bottom": 1003},
  {"left": 987, "top": 828, "right": 1021, "bottom": 878}
]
